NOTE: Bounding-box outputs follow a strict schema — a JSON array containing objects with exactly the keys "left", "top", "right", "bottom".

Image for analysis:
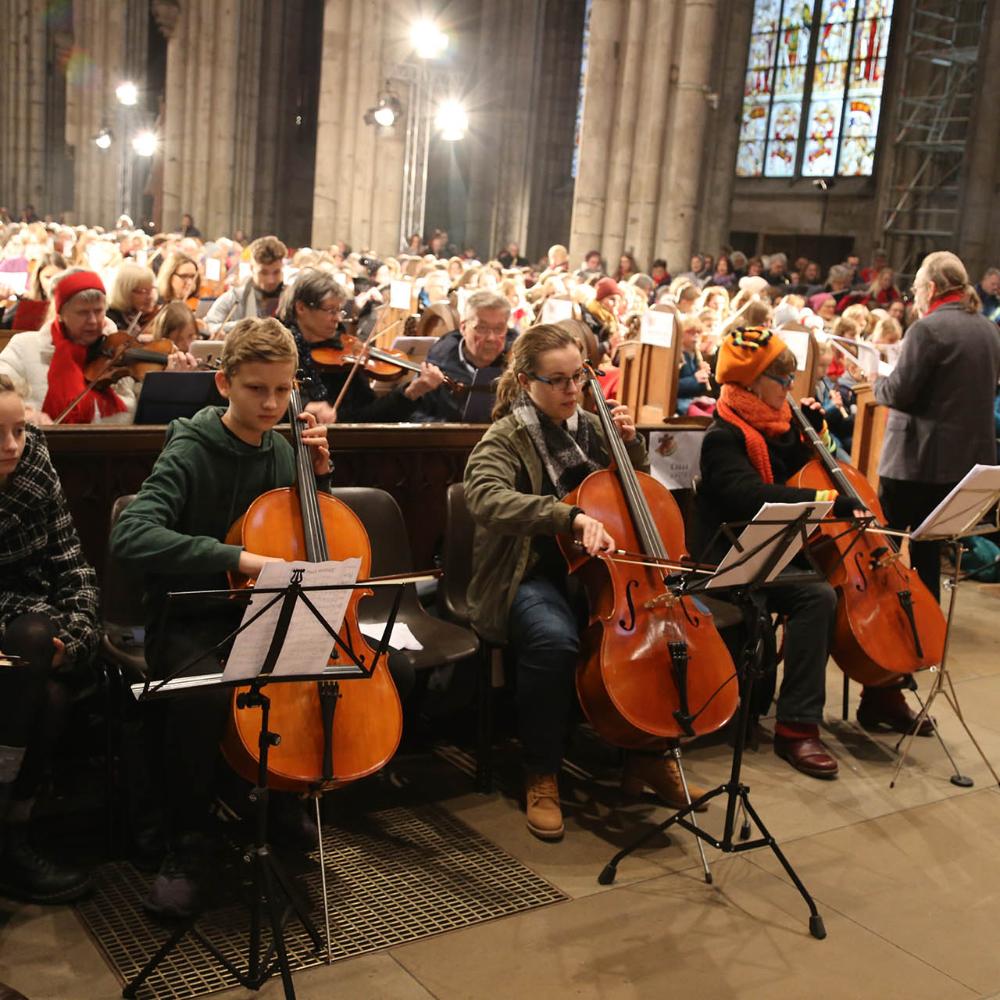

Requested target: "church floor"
[{"left": 3, "top": 582, "right": 1000, "bottom": 1000}]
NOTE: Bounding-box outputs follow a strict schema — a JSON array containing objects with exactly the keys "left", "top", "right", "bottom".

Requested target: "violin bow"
[
  {"left": 53, "top": 312, "right": 143, "bottom": 425},
  {"left": 328, "top": 314, "right": 404, "bottom": 418}
]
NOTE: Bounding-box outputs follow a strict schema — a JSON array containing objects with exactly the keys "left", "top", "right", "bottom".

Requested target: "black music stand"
[
  {"left": 123, "top": 566, "right": 413, "bottom": 1000},
  {"left": 598, "top": 504, "right": 843, "bottom": 940}
]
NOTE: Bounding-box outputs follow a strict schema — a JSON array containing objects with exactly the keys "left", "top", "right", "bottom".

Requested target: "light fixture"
[
  {"left": 94, "top": 127, "right": 113, "bottom": 150},
  {"left": 411, "top": 19, "right": 448, "bottom": 59},
  {"left": 115, "top": 80, "right": 139, "bottom": 106},
  {"left": 363, "top": 84, "right": 403, "bottom": 129},
  {"left": 434, "top": 100, "right": 468, "bottom": 141},
  {"left": 132, "top": 130, "right": 158, "bottom": 157}
]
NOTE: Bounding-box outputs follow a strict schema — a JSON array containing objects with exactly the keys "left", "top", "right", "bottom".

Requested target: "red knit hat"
[
  {"left": 594, "top": 277, "right": 622, "bottom": 301},
  {"left": 53, "top": 270, "right": 106, "bottom": 314}
]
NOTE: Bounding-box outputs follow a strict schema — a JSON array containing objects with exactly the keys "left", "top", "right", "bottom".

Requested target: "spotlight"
[
  {"left": 411, "top": 19, "right": 448, "bottom": 59},
  {"left": 435, "top": 100, "right": 468, "bottom": 141},
  {"left": 363, "top": 85, "right": 403, "bottom": 129},
  {"left": 94, "top": 128, "right": 113, "bottom": 150},
  {"left": 812, "top": 178, "right": 835, "bottom": 191},
  {"left": 132, "top": 130, "right": 158, "bottom": 157},
  {"left": 115, "top": 80, "right": 139, "bottom": 107}
]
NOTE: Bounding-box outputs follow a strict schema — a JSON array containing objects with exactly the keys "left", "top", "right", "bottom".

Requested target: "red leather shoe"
[
  {"left": 774, "top": 735, "right": 839, "bottom": 779},
  {"left": 857, "top": 692, "right": 934, "bottom": 737}
]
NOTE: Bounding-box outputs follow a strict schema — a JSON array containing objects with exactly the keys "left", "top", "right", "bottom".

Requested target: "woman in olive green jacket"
[{"left": 464, "top": 324, "right": 706, "bottom": 841}]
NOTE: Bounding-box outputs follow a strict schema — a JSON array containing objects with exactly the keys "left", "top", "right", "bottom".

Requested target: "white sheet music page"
[
  {"left": 706, "top": 501, "right": 833, "bottom": 590},
  {"left": 910, "top": 465, "right": 1000, "bottom": 540},
  {"left": 222, "top": 559, "right": 361, "bottom": 682}
]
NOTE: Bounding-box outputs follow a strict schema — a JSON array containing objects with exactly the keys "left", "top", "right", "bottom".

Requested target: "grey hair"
[
  {"left": 463, "top": 289, "right": 510, "bottom": 323},
  {"left": 108, "top": 261, "right": 155, "bottom": 311},
  {"left": 279, "top": 267, "right": 344, "bottom": 324}
]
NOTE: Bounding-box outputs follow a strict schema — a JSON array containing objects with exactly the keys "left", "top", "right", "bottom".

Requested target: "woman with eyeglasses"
[
  {"left": 694, "top": 327, "right": 928, "bottom": 781},
  {"left": 279, "top": 268, "right": 443, "bottom": 424},
  {"left": 464, "top": 324, "right": 709, "bottom": 841},
  {"left": 156, "top": 252, "right": 209, "bottom": 337}
]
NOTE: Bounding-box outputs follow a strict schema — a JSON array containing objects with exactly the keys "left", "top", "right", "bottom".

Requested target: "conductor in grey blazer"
[{"left": 875, "top": 250, "right": 1000, "bottom": 600}]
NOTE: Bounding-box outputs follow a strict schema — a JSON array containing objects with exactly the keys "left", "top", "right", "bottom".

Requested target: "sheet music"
[
  {"left": 222, "top": 559, "right": 361, "bottom": 682},
  {"left": 359, "top": 622, "right": 423, "bottom": 651},
  {"left": 706, "top": 501, "right": 832, "bottom": 590},
  {"left": 389, "top": 280, "right": 411, "bottom": 310},
  {"left": 639, "top": 309, "right": 674, "bottom": 348},
  {"left": 910, "top": 465, "right": 1000, "bottom": 540}
]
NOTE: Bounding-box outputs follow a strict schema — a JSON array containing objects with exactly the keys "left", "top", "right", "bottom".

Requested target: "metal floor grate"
[{"left": 76, "top": 803, "right": 566, "bottom": 1000}]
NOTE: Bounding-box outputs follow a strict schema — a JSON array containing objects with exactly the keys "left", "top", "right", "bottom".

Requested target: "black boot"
[{"left": 0, "top": 824, "right": 93, "bottom": 904}]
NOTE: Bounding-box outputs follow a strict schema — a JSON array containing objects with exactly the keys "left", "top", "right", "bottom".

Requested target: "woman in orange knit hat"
[{"left": 693, "top": 327, "right": 930, "bottom": 779}]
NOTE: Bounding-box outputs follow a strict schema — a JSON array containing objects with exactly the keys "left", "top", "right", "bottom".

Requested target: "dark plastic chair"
[
  {"left": 440, "top": 482, "right": 497, "bottom": 792},
  {"left": 101, "top": 494, "right": 148, "bottom": 681}
]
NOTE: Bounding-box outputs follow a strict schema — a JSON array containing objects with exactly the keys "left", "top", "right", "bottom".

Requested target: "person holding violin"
[
  {"left": 1, "top": 251, "right": 66, "bottom": 330},
  {"left": 110, "top": 317, "right": 333, "bottom": 918},
  {"left": 0, "top": 269, "right": 136, "bottom": 424},
  {"left": 147, "top": 301, "right": 199, "bottom": 355},
  {"left": 412, "top": 290, "right": 517, "bottom": 422},
  {"left": 205, "top": 236, "right": 287, "bottom": 337},
  {"left": 281, "top": 268, "right": 444, "bottom": 424},
  {"left": 464, "top": 324, "right": 706, "bottom": 841},
  {"left": 106, "top": 262, "right": 159, "bottom": 332},
  {"left": 0, "top": 373, "right": 98, "bottom": 903},
  {"left": 695, "top": 328, "right": 929, "bottom": 779}
]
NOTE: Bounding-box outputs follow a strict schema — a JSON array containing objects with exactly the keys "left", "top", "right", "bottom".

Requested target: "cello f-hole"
[
  {"left": 619, "top": 579, "right": 639, "bottom": 631},
  {"left": 852, "top": 551, "right": 869, "bottom": 592}
]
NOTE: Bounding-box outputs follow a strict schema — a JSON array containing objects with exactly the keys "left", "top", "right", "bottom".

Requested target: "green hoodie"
[{"left": 110, "top": 406, "right": 297, "bottom": 641}]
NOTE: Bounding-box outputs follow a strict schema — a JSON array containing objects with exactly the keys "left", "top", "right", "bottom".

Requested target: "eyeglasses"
[
  {"left": 174, "top": 271, "right": 198, "bottom": 281},
  {"left": 309, "top": 304, "right": 343, "bottom": 316},
  {"left": 472, "top": 323, "right": 508, "bottom": 337},
  {"left": 763, "top": 372, "right": 794, "bottom": 389},
  {"left": 529, "top": 370, "right": 587, "bottom": 392}
]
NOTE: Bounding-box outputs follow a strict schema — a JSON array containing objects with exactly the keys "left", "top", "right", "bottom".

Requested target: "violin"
[
  {"left": 83, "top": 329, "right": 175, "bottom": 389},
  {"left": 220, "top": 386, "right": 402, "bottom": 792},
  {"left": 309, "top": 332, "right": 466, "bottom": 395},
  {"left": 557, "top": 367, "right": 738, "bottom": 745},
  {"left": 787, "top": 397, "right": 947, "bottom": 686}
]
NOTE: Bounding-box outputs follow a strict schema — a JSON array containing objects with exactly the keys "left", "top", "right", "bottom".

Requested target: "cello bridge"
[{"left": 643, "top": 591, "right": 680, "bottom": 611}]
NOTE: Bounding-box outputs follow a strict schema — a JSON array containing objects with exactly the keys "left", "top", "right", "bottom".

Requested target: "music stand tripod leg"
[{"left": 671, "top": 745, "right": 713, "bottom": 885}]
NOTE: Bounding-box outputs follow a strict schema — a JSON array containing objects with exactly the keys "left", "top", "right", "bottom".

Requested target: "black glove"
[
  {"left": 832, "top": 494, "right": 858, "bottom": 519},
  {"left": 803, "top": 403, "right": 826, "bottom": 433}
]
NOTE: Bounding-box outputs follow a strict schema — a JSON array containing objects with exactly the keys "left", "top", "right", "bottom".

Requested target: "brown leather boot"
[
  {"left": 621, "top": 754, "right": 710, "bottom": 811},
  {"left": 524, "top": 773, "right": 564, "bottom": 841}
]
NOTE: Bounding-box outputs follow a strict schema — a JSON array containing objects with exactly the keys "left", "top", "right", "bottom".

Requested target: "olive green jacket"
[{"left": 463, "top": 409, "right": 648, "bottom": 644}]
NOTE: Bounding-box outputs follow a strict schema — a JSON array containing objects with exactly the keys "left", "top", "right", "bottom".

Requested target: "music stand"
[
  {"left": 124, "top": 564, "right": 427, "bottom": 1000},
  {"left": 598, "top": 502, "right": 838, "bottom": 940},
  {"left": 886, "top": 465, "right": 1000, "bottom": 790}
]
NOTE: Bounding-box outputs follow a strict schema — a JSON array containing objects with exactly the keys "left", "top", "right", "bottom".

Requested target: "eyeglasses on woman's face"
[
  {"left": 762, "top": 372, "right": 794, "bottom": 389},
  {"left": 529, "top": 369, "right": 587, "bottom": 392}
]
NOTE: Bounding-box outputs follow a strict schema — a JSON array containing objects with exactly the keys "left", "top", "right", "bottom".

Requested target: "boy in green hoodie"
[{"left": 111, "top": 316, "right": 331, "bottom": 917}]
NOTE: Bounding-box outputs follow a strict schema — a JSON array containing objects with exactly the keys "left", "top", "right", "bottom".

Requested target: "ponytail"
[{"left": 490, "top": 323, "right": 578, "bottom": 421}]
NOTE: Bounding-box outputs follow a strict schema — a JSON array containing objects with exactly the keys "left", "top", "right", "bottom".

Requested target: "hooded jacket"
[
  {"left": 110, "top": 405, "right": 301, "bottom": 645},
  {"left": 0, "top": 426, "right": 99, "bottom": 666}
]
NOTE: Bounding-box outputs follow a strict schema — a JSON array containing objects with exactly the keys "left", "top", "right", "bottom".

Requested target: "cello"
[
  {"left": 787, "top": 396, "right": 947, "bottom": 686},
  {"left": 557, "top": 368, "right": 738, "bottom": 747},
  {"left": 220, "top": 386, "right": 403, "bottom": 792}
]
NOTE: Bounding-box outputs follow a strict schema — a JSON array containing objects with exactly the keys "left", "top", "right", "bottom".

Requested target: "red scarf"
[
  {"left": 41, "top": 320, "right": 127, "bottom": 424},
  {"left": 925, "top": 290, "right": 964, "bottom": 315},
  {"left": 716, "top": 384, "right": 791, "bottom": 484}
]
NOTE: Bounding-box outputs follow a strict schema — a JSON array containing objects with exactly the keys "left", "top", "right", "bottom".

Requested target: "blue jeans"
[{"left": 507, "top": 579, "right": 581, "bottom": 774}]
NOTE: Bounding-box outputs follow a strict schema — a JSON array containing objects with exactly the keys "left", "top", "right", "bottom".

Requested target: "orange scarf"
[{"left": 716, "top": 384, "right": 791, "bottom": 484}]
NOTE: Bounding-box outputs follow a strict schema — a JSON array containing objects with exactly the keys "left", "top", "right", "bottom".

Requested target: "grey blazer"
[{"left": 875, "top": 302, "right": 1000, "bottom": 483}]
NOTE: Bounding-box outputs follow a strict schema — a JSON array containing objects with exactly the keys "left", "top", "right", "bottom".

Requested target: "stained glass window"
[{"left": 737, "top": 0, "right": 894, "bottom": 178}]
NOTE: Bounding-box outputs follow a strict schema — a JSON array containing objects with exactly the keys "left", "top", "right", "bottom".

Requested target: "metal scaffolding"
[{"left": 881, "top": 0, "right": 988, "bottom": 277}]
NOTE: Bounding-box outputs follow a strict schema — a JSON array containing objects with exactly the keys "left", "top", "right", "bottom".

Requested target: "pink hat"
[{"left": 595, "top": 277, "right": 622, "bottom": 301}]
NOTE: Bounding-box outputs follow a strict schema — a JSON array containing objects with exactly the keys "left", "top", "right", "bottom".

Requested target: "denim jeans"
[{"left": 507, "top": 578, "right": 581, "bottom": 774}]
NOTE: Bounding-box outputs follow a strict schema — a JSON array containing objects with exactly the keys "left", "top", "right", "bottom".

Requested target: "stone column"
[
  {"left": 655, "top": 0, "right": 718, "bottom": 270},
  {"left": 0, "top": 0, "right": 48, "bottom": 213}
]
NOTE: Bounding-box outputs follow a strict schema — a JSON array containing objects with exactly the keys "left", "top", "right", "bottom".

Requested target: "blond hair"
[
  {"left": 108, "top": 261, "right": 155, "bottom": 311},
  {"left": 220, "top": 317, "right": 298, "bottom": 378},
  {"left": 492, "top": 324, "right": 579, "bottom": 420}
]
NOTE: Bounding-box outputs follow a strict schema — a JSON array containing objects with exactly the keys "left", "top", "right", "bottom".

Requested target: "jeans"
[
  {"left": 507, "top": 579, "right": 581, "bottom": 775},
  {"left": 758, "top": 577, "right": 837, "bottom": 725},
  {"left": 0, "top": 613, "right": 72, "bottom": 800},
  {"left": 880, "top": 477, "right": 955, "bottom": 603}
]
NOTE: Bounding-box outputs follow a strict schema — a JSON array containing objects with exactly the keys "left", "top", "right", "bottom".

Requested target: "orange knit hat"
[{"left": 715, "top": 326, "right": 788, "bottom": 387}]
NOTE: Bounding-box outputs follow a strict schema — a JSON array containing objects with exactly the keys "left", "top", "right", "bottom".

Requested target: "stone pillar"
[
  {"left": 0, "top": 0, "right": 48, "bottom": 214},
  {"left": 65, "top": 0, "right": 129, "bottom": 227},
  {"left": 957, "top": 0, "right": 1000, "bottom": 279},
  {"left": 311, "top": 0, "right": 406, "bottom": 252},
  {"left": 655, "top": 0, "right": 718, "bottom": 271}
]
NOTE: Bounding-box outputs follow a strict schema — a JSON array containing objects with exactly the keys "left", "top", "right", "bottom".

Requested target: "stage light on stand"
[
  {"left": 94, "top": 128, "right": 113, "bottom": 150},
  {"left": 115, "top": 80, "right": 138, "bottom": 106},
  {"left": 411, "top": 19, "right": 448, "bottom": 59},
  {"left": 132, "top": 130, "right": 158, "bottom": 157},
  {"left": 435, "top": 100, "right": 468, "bottom": 141},
  {"left": 363, "top": 83, "right": 403, "bottom": 130}
]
